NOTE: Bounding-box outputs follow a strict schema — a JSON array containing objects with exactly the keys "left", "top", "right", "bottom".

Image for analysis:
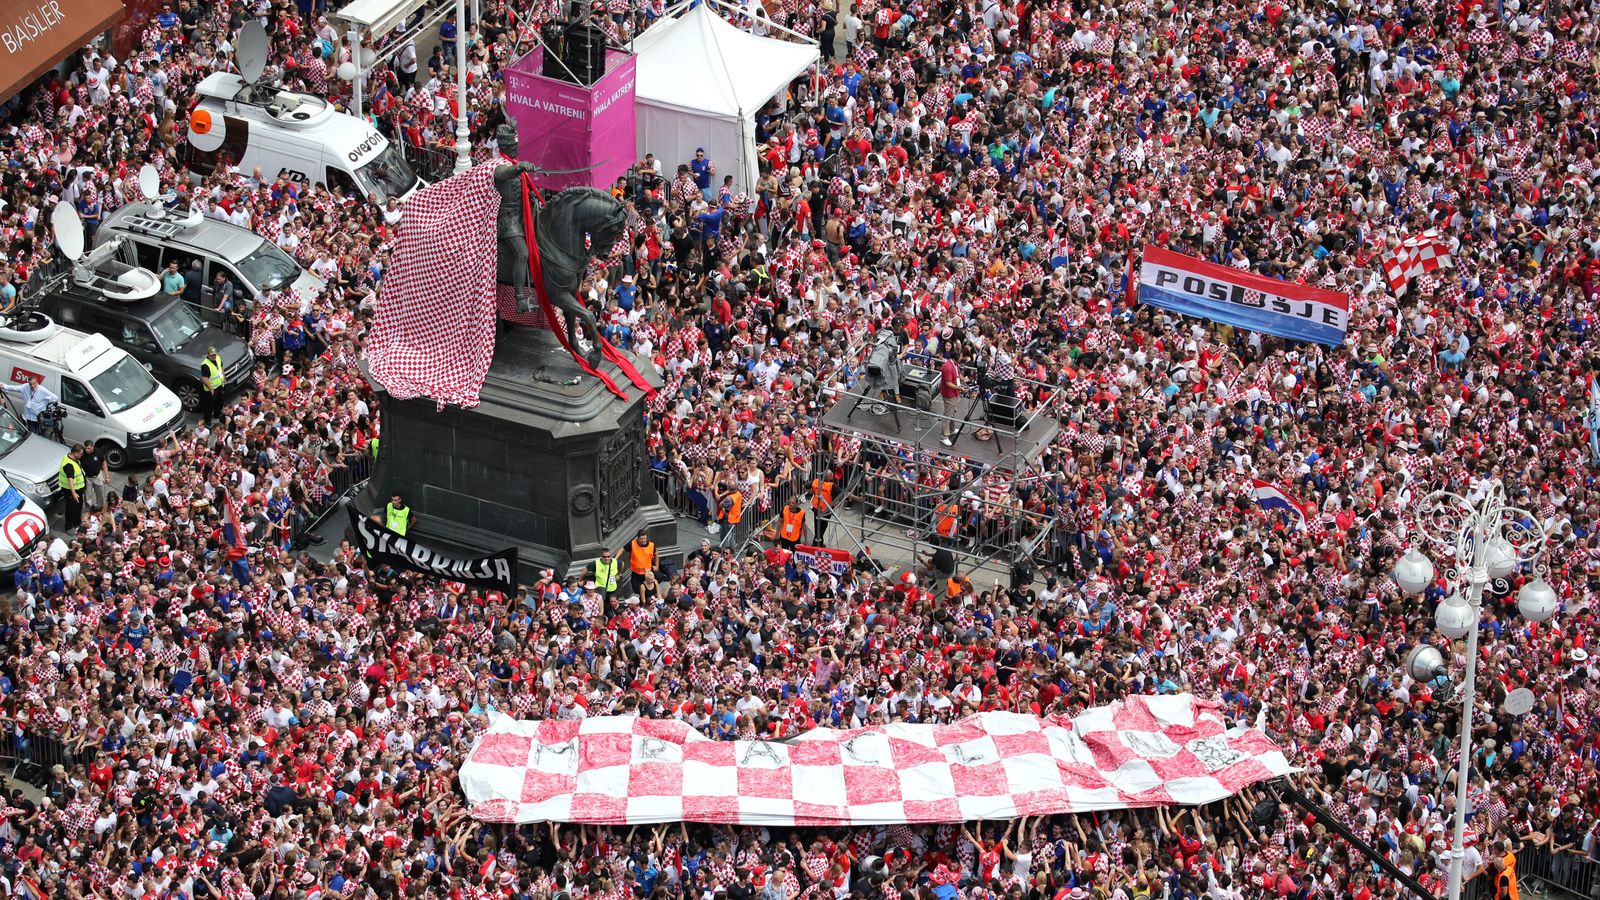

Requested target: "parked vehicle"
[{"left": 0, "top": 329, "right": 184, "bottom": 470}]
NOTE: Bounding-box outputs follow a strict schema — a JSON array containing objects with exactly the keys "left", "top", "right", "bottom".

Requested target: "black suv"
[{"left": 38, "top": 289, "right": 253, "bottom": 411}]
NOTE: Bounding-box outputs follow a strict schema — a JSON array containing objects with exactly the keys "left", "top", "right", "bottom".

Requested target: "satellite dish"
[
  {"left": 137, "top": 164, "right": 160, "bottom": 201},
  {"left": 1504, "top": 687, "right": 1536, "bottom": 716},
  {"left": 237, "top": 21, "right": 269, "bottom": 85},
  {"left": 52, "top": 202, "right": 84, "bottom": 262}
]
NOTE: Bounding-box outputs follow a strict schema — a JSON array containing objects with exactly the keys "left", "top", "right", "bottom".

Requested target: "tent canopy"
[{"left": 630, "top": 3, "right": 817, "bottom": 120}]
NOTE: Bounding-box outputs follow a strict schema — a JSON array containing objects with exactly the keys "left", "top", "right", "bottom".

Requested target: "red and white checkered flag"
[
  {"left": 460, "top": 695, "right": 1295, "bottom": 825},
  {"left": 1379, "top": 231, "right": 1453, "bottom": 297},
  {"left": 363, "top": 161, "right": 505, "bottom": 409}
]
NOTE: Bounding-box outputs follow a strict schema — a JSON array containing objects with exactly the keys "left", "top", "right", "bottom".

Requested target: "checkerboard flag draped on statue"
[
  {"left": 459, "top": 694, "right": 1297, "bottom": 826},
  {"left": 1379, "top": 231, "right": 1453, "bottom": 297},
  {"left": 1137, "top": 245, "right": 1350, "bottom": 346}
]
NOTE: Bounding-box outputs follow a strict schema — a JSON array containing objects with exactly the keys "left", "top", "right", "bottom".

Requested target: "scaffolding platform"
[
  {"left": 814, "top": 359, "right": 1071, "bottom": 580},
  {"left": 820, "top": 390, "right": 1062, "bottom": 470}
]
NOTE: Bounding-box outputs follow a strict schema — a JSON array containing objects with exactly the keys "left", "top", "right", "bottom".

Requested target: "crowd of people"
[{"left": 0, "top": 0, "right": 1596, "bottom": 896}]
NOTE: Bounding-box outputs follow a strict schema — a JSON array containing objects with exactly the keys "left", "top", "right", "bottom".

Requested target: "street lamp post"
[
  {"left": 453, "top": 0, "right": 472, "bottom": 174},
  {"left": 1392, "top": 480, "right": 1560, "bottom": 900}
]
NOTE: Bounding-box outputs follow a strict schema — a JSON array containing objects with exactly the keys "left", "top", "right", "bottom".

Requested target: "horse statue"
[{"left": 493, "top": 121, "right": 627, "bottom": 371}]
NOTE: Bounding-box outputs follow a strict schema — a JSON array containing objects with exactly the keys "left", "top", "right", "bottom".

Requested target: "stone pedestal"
[{"left": 358, "top": 328, "right": 678, "bottom": 583}]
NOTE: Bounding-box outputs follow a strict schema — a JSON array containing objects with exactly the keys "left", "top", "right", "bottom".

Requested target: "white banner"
[{"left": 460, "top": 694, "right": 1296, "bottom": 825}]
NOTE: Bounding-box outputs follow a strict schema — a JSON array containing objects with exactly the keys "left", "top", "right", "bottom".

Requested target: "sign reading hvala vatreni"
[{"left": 347, "top": 507, "right": 519, "bottom": 591}]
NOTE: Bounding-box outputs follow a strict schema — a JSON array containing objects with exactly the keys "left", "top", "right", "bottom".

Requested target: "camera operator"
[{"left": 1, "top": 374, "right": 57, "bottom": 436}]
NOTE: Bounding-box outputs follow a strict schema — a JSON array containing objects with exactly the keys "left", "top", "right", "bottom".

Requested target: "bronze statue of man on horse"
[{"left": 492, "top": 120, "right": 628, "bottom": 371}]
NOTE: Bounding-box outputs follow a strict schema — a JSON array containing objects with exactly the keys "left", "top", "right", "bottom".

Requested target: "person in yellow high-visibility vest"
[
  {"left": 199, "top": 347, "right": 225, "bottom": 423},
  {"left": 777, "top": 498, "right": 806, "bottom": 549},
  {"left": 385, "top": 493, "right": 414, "bottom": 536},
  {"left": 58, "top": 445, "right": 85, "bottom": 530},
  {"left": 592, "top": 547, "right": 621, "bottom": 602}
]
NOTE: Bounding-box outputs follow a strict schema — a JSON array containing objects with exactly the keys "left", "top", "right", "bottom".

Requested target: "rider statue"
[{"left": 493, "top": 120, "right": 543, "bottom": 314}]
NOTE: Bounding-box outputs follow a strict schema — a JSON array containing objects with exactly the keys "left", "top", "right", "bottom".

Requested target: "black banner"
[{"left": 347, "top": 508, "right": 518, "bottom": 591}]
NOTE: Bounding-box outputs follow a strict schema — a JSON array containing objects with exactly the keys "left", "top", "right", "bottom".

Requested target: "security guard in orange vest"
[
  {"left": 777, "top": 498, "right": 806, "bottom": 549},
  {"left": 935, "top": 500, "right": 960, "bottom": 543},
  {"left": 810, "top": 475, "right": 834, "bottom": 545},
  {"left": 628, "top": 529, "right": 656, "bottom": 597},
  {"left": 1495, "top": 840, "right": 1520, "bottom": 900},
  {"left": 717, "top": 483, "right": 744, "bottom": 544}
]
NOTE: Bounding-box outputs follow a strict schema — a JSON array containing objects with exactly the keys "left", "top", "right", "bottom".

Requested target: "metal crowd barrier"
[
  {"left": 400, "top": 141, "right": 459, "bottom": 184},
  {"left": 298, "top": 453, "right": 374, "bottom": 541},
  {"left": 1, "top": 729, "right": 79, "bottom": 784},
  {"left": 1512, "top": 842, "right": 1600, "bottom": 898}
]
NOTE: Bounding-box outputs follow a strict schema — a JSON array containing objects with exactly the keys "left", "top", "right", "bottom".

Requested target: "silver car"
[
  {"left": 0, "top": 403, "right": 69, "bottom": 506},
  {"left": 96, "top": 201, "right": 326, "bottom": 310}
]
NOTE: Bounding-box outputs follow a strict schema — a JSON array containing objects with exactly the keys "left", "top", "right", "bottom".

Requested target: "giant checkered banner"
[{"left": 460, "top": 695, "right": 1296, "bottom": 825}]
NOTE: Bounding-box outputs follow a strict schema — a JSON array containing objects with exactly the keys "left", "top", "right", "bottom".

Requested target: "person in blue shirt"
[
  {"left": 695, "top": 204, "right": 724, "bottom": 262},
  {"left": 155, "top": 3, "right": 179, "bottom": 29},
  {"left": 690, "top": 148, "right": 714, "bottom": 200},
  {"left": 2, "top": 374, "right": 57, "bottom": 435},
  {"left": 615, "top": 273, "right": 638, "bottom": 312}
]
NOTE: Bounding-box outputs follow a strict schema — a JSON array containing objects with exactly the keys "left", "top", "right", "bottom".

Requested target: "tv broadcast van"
[
  {"left": 0, "top": 329, "right": 184, "bottom": 470},
  {"left": 186, "top": 72, "right": 425, "bottom": 203}
]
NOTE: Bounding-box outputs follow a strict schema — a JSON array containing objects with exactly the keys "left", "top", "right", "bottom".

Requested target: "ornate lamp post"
[{"left": 1392, "top": 480, "right": 1560, "bottom": 900}]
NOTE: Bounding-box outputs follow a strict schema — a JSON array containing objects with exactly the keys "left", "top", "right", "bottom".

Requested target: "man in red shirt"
[{"left": 937, "top": 346, "right": 962, "bottom": 445}]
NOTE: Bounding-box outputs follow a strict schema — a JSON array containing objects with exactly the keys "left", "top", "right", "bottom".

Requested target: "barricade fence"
[
  {"left": 1511, "top": 841, "right": 1600, "bottom": 898},
  {"left": 0, "top": 729, "right": 80, "bottom": 784}
]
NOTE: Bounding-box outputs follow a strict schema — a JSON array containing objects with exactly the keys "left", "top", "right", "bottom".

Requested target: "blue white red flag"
[
  {"left": 1249, "top": 478, "right": 1308, "bottom": 529},
  {"left": 1138, "top": 245, "right": 1350, "bottom": 346}
]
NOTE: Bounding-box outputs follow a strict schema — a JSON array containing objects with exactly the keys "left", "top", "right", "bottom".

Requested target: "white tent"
[{"left": 630, "top": 1, "right": 819, "bottom": 194}]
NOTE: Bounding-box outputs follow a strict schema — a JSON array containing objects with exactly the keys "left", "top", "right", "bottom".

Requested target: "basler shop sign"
[
  {"left": 0, "top": 0, "right": 125, "bottom": 104},
  {"left": 347, "top": 507, "right": 518, "bottom": 591},
  {"left": 2, "top": 0, "right": 63, "bottom": 55}
]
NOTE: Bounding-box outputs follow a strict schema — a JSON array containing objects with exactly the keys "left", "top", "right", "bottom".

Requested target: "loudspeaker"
[
  {"left": 900, "top": 367, "right": 941, "bottom": 411},
  {"left": 985, "top": 392, "right": 1022, "bottom": 429},
  {"left": 561, "top": 21, "right": 608, "bottom": 85}
]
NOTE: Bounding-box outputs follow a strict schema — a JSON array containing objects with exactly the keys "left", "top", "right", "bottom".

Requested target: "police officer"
[
  {"left": 199, "top": 346, "right": 225, "bottom": 423},
  {"left": 59, "top": 445, "right": 85, "bottom": 530},
  {"left": 592, "top": 546, "right": 621, "bottom": 603},
  {"left": 385, "top": 493, "right": 414, "bottom": 535}
]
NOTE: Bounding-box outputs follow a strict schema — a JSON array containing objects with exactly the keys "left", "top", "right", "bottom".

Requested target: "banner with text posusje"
[{"left": 1137, "top": 245, "right": 1350, "bottom": 346}]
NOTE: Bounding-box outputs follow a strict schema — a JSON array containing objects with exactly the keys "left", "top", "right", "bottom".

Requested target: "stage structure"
[
  {"left": 503, "top": 45, "right": 637, "bottom": 192},
  {"left": 816, "top": 345, "right": 1068, "bottom": 581}
]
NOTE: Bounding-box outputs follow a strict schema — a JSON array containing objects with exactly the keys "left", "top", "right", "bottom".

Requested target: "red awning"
[{"left": 0, "top": 0, "right": 124, "bottom": 102}]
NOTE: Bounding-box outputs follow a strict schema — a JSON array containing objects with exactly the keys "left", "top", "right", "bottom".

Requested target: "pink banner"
[{"left": 504, "top": 48, "right": 637, "bottom": 192}]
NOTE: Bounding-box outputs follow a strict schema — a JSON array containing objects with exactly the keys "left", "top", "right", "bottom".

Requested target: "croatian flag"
[{"left": 1249, "top": 479, "right": 1307, "bottom": 529}]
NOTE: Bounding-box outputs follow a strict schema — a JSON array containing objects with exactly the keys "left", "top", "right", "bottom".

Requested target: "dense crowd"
[{"left": 0, "top": 0, "right": 1596, "bottom": 896}]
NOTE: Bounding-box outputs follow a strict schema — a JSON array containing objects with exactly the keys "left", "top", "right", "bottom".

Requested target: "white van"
[
  {"left": 0, "top": 330, "right": 184, "bottom": 470},
  {"left": 186, "top": 72, "right": 425, "bottom": 202}
]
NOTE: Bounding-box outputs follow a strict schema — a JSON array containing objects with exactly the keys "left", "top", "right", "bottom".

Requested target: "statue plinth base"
[{"left": 358, "top": 327, "right": 679, "bottom": 582}]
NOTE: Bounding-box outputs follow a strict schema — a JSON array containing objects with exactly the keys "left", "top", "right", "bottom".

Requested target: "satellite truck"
[{"left": 185, "top": 22, "right": 426, "bottom": 202}]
